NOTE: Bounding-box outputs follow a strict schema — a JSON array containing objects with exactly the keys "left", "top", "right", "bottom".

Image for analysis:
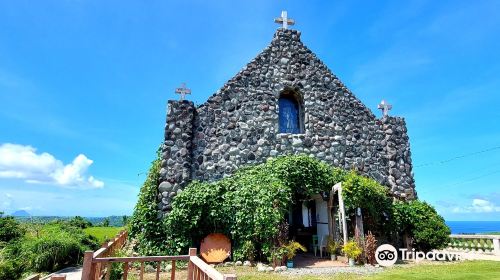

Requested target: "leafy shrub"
[
  {"left": 0, "top": 259, "right": 23, "bottom": 280},
  {"left": 108, "top": 249, "right": 127, "bottom": 280},
  {"left": 326, "top": 236, "right": 341, "bottom": 255},
  {"left": 0, "top": 212, "right": 25, "bottom": 243},
  {"left": 393, "top": 200, "right": 450, "bottom": 251},
  {"left": 342, "top": 240, "right": 362, "bottom": 260},
  {"left": 3, "top": 223, "right": 99, "bottom": 273},
  {"left": 129, "top": 149, "right": 168, "bottom": 255},
  {"left": 283, "top": 241, "right": 306, "bottom": 260},
  {"left": 233, "top": 240, "right": 256, "bottom": 262}
]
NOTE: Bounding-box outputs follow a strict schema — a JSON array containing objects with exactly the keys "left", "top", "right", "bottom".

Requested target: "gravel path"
[{"left": 281, "top": 265, "right": 383, "bottom": 276}]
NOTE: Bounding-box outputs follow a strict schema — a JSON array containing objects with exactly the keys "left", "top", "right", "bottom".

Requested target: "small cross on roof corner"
[
  {"left": 378, "top": 100, "right": 393, "bottom": 117},
  {"left": 274, "top": 11, "right": 295, "bottom": 29},
  {"left": 175, "top": 82, "right": 191, "bottom": 101}
]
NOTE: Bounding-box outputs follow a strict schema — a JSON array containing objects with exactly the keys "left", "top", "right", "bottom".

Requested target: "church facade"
[{"left": 158, "top": 28, "right": 416, "bottom": 213}]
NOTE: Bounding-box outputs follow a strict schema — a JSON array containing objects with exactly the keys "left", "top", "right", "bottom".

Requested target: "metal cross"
[
  {"left": 175, "top": 83, "right": 191, "bottom": 101},
  {"left": 274, "top": 11, "right": 295, "bottom": 29},
  {"left": 378, "top": 100, "right": 393, "bottom": 117}
]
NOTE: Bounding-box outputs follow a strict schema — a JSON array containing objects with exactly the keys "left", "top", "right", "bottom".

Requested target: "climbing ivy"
[
  {"left": 341, "top": 171, "right": 393, "bottom": 234},
  {"left": 130, "top": 154, "right": 448, "bottom": 259},
  {"left": 128, "top": 149, "right": 168, "bottom": 255},
  {"left": 163, "top": 155, "right": 395, "bottom": 259}
]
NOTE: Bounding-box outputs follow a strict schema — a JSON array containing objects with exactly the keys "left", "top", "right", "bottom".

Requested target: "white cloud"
[
  {"left": 452, "top": 198, "right": 500, "bottom": 213},
  {"left": 0, "top": 143, "right": 104, "bottom": 189}
]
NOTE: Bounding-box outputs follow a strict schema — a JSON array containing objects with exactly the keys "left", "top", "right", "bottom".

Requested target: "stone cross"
[
  {"left": 274, "top": 11, "right": 295, "bottom": 29},
  {"left": 175, "top": 83, "right": 191, "bottom": 101},
  {"left": 378, "top": 100, "right": 392, "bottom": 117}
]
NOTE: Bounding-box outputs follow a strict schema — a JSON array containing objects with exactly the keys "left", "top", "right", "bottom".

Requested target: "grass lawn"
[
  {"left": 83, "top": 226, "right": 123, "bottom": 243},
  {"left": 216, "top": 261, "right": 500, "bottom": 280},
  {"left": 131, "top": 261, "right": 500, "bottom": 280},
  {"left": 365, "top": 261, "right": 500, "bottom": 280}
]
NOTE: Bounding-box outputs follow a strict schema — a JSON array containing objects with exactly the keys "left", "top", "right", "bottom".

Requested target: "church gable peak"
[{"left": 201, "top": 27, "right": 374, "bottom": 120}]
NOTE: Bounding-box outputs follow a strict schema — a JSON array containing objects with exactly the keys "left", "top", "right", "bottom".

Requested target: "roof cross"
[
  {"left": 378, "top": 100, "right": 393, "bottom": 117},
  {"left": 175, "top": 83, "right": 191, "bottom": 101},
  {"left": 274, "top": 11, "right": 295, "bottom": 29}
]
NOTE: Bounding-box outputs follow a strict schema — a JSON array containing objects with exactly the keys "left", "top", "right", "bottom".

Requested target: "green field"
[
  {"left": 213, "top": 261, "right": 500, "bottom": 280},
  {"left": 83, "top": 226, "right": 124, "bottom": 243}
]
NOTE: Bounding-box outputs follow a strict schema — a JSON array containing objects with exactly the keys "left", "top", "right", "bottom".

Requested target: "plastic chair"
[
  {"left": 319, "top": 235, "right": 328, "bottom": 258},
  {"left": 312, "top": 235, "right": 319, "bottom": 256}
]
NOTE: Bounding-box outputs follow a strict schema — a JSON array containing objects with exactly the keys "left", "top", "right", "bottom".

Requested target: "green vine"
[
  {"left": 128, "top": 148, "right": 168, "bottom": 255},
  {"left": 130, "top": 154, "right": 449, "bottom": 259},
  {"left": 163, "top": 155, "right": 397, "bottom": 259}
]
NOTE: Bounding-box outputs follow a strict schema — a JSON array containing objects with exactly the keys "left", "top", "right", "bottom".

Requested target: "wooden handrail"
[
  {"left": 93, "top": 255, "right": 190, "bottom": 263},
  {"left": 190, "top": 256, "right": 225, "bottom": 280},
  {"left": 82, "top": 246, "right": 237, "bottom": 280}
]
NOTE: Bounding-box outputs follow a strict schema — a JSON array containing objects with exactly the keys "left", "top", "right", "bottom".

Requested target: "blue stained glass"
[{"left": 279, "top": 96, "right": 301, "bottom": 133}]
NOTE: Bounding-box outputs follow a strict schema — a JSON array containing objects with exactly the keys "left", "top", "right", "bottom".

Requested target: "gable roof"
[{"left": 199, "top": 28, "right": 376, "bottom": 120}]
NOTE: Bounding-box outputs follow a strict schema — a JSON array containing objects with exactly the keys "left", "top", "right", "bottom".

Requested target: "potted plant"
[
  {"left": 342, "top": 240, "right": 362, "bottom": 266},
  {"left": 283, "top": 241, "right": 307, "bottom": 268},
  {"left": 326, "top": 236, "right": 341, "bottom": 261}
]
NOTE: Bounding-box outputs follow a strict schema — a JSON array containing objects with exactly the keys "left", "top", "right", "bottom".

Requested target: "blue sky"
[{"left": 0, "top": 0, "right": 499, "bottom": 220}]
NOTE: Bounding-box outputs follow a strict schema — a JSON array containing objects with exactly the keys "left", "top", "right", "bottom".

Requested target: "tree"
[
  {"left": 68, "top": 216, "right": 92, "bottom": 229},
  {"left": 0, "top": 212, "right": 25, "bottom": 243},
  {"left": 101, "top": 218, "right": 110, "bottom": 227},
  {"left": 393, "top": 200, "right": 450, "bottom": 251},
  {"left": 122, "top": 215, "right": 128, "bottom": 226}
]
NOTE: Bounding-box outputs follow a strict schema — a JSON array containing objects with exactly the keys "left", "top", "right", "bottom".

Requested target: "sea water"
[{"left": 446, "top": 221, "right": 500, "bottom": 234}]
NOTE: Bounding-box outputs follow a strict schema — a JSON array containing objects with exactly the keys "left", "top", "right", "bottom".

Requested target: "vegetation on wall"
[
  {"left": 128, "top": 149, "right": 168, "bottom": 255},
  {"left": 130, "top": 154, "right": 450, "bottom": 260},
  {"left": 164, "top": 156, "right": 334, "bottom": 258}
]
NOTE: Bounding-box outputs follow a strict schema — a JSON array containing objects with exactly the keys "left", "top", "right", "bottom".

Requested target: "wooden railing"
[
  {"left": 81, "top": 230, "right": 128, "bottom": 280},
  {"left": 82, "top": 247, "right": 236, "bottom": 280},
  {"left": 187, "top": 248, "right": 236, "bottom": 280},
  {"left": 447, "top": 234, "right": 500, "bottom": 255}
]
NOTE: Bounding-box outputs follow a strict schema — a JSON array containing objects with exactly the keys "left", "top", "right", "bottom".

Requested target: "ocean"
[{"left": 446, "top": 221, "right": 500, "bottom": 234}]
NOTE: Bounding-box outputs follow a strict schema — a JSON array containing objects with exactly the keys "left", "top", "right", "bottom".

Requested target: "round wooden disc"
[{"left": 200, "top": 233, "right": 231, "bottom": 263}]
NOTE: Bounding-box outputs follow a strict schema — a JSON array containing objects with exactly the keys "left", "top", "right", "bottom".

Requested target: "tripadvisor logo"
[{"left": 375, "top": 244, "right": 462, "bottom": 267}]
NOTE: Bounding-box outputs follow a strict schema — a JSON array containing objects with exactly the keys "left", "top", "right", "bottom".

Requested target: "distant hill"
[{"left": 11, "top": 210, "right": 31, "bottom": 217}]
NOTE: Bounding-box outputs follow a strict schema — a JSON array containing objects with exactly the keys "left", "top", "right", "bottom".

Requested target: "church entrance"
[{"left": 287, "top": 195, "right": 330, "bottom": 254}]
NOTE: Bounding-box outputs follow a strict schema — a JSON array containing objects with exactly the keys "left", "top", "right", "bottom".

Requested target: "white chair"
[{"left": 319, "top": 235, "right": 328, "bottom": 258}]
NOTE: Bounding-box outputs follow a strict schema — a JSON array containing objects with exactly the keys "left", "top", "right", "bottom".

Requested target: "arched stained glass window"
[{"left": 279, "top": 95, "right": 301, "bottom": 134}]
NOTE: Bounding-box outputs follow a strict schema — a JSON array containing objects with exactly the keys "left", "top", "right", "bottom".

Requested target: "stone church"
[{"left": 158, "top": 16, "right": 416, "bottom": 213}]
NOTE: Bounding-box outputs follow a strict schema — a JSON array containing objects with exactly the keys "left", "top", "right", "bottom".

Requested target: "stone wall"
[
  {"left": 159, "top": 100, "right": 195, "bottom": 212},
  {"left": 159, "top": 29, "right": 416, "bottom": 213}
]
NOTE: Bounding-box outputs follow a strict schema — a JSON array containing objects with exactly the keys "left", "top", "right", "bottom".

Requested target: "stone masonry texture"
[{"left": 159, "top": 29, "right": 416, "bottom": 213}]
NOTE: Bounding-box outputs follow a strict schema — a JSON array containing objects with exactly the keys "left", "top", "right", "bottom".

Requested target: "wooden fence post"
[
  {"left": 187, "top": 248, "right": 197, "bottom": 280},
  {"left": 81, "top": 251, "right": 94, "bottom": 280}
]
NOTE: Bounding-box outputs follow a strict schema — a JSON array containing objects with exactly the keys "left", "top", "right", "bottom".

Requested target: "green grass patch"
[
  {"left": 215, "top": 261, "right": 500, "bottom": 280},
  {"left": 368, "top": 261, "right": 500, "bottom": 280},
  {"left": 83, "top": 227, "right": 123, "bottom": 244}
]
